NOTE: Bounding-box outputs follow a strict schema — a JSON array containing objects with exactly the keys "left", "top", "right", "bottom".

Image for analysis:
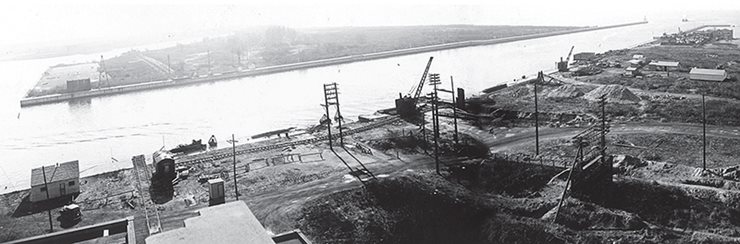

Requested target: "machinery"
[
  {"left": 395, "top": 57, "right": 433, "bottom": 122},
  {"left": 557, "top": 46, "right": 575, "bottom": 72}
]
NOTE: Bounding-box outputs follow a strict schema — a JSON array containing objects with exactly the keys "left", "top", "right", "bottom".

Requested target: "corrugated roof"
[
  {"left": 649, "top": 61, "right": 679, "bottom": 67},
  {"left": 690, "top": 68, "right": 727, "bottom": 76},
  {"left": 31, "top": 161, "right": 79, "bottom": 187}
]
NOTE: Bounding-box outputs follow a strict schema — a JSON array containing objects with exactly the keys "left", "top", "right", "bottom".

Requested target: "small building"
[
  {"left": 690, "top": 68, "right": 728, "bottom": 81},
  {"left": 648, "top": 61, "right": 680, "bottom": 76},
  {"left": 30, "top": 161, "right": 80, "bottom": 202},
  {"left": 573, "top": 52, "right": 596, "bottom": 61},
  {"left": 66, "top": 79, "right": 92, "bottom": 93},
  {"left": 624, "top": 67, "right": 642, "bottom": 77},
  {"left": 208, "top": 178, "right": 225, "bottom": 206}
]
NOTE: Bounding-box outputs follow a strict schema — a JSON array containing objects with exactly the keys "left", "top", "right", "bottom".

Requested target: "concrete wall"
[{"left": 30, "top": 178, "right": 80, "bottom": 202}]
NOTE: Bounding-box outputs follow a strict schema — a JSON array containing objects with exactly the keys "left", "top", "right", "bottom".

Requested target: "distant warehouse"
[{"left": 689, "top": 68, "right": 728, "bottom": 82}]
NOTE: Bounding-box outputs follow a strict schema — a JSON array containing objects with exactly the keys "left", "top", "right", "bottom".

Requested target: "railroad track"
[
  {"left": 131, "top": 155, "right": 162, "bottom": 235},
  {"left": 178, "top": 116, "right": 401, "bottom": 167}
]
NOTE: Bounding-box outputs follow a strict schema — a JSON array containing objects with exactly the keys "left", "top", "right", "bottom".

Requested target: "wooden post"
[
  {"left": 41, "top": 166, "right": 53, "bottom": 232},
  {"left": 534, "top": 72, "right": 540, "bottom": 156},
  {"left": 450, "top": 75, "right": 459, "bottom": 144},
  {"left": 702, "top": 94, "right": 706, "bottom": 171},
  {"left": 232, "top": 134, "right": 239, "bottom": 200}
]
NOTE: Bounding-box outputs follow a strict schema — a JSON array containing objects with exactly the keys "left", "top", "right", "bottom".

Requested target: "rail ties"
[{"left": 178, "top": 116, "right": 400, "bottom": 167}]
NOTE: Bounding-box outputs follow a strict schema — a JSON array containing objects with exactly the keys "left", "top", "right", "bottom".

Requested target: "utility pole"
[
  {"left": 600, "top": 94, "right": 608, "bottom": 162},
  {"left": 207, "top": 50, "right": 212, "bottom": 74},
  {"left": 237, "top": 49, "right": 241, "bottom": 67},
  {"left": 335, "top": 83, "right": 344, "bottom": 146},
  {"left": 534, "top": 72, "right": 541, "bottom": 156},
  {"left": 702, "top": 94, "right": 706, "bottom": 171},
  {"left": 41, "top": 166, "right": 53, "bottom": 232},
  {"left": 167, "top": 54, "right": 171, "bottom": 77},
  {"left": 421, "top": 112, "right": 427, "bottom": 154},
  {"left": 429, "top": 73, "right": 442, "bottom": 175},
  {"left": 229, "top": 134, "right": 239, "bottom": 200},
  {"left": 323, "top": 83, "right": 340, "bottom": 148},
  {"left": 450, "top": 76, "right": 459, "bottom": 144}
]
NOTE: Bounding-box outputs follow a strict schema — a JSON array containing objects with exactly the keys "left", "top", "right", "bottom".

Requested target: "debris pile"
[
  {"left": 584, "top": 85, "right": 641, "bottom": 103},
  {"left": 545, "top": 84, "right": 584, "bottom": 100}
]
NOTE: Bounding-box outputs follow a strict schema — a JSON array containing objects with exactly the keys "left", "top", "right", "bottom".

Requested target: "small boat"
[
  {"left": 170, "top": 139, "right": 206, "bottom": 154},
  {"left": 208, "top": 135, "right": 217, "bottom": 148}
]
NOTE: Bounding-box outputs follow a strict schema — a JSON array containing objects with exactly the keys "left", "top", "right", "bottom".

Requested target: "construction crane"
[
  {"left": 557, "top": 46, "right": 575, "bottom": 72},
  {"left": 407, "top": 56, "right": 434, "bottom": 101},
  {"left": 395, "top": 56, "right": 433, "bottom": 122}
]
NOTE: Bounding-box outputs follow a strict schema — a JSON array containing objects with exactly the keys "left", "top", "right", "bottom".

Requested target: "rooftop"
[
  {"left": 30, "top": 161, "right": 79, "bottom": 187},
  {"left": 649, "top": 61, "right": 680, "bottom": 67},
  {"left": 145, "top": 201, "right": 276, "bottom": 244},
  {"left": 690, "top": 68, "right": 727, "bottom": 76}
]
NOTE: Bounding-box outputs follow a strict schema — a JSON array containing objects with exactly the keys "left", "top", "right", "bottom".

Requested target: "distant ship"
[
  {"left": 682, "top": 15, "right": 689, "bottom": 22},
  {"left": 170, "top": 139, "right": 206, "bottom": 154}
]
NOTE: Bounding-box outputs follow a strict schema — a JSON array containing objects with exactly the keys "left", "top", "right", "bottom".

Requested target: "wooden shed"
[{"left": 30, "top": 161, "right": 80, "bottom": 202}]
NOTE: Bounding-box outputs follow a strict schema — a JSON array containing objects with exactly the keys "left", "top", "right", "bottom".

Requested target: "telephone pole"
[
  {"left": 599, "top": 94, "right": 608, "bottom": 162},
  {"left": 41, "top": 166, "right": 53, "bottom": 232},
  {"left": 323, "top": 83, "right": 342, "bottom": 147},
  {"left": 229, "top": 134, "right": 239, "bottom": 200},
  {"left": 534, "top": 71, "right": 541, "bottom": 156},
  {"left": 429, "top": 73, "right": 442, "bottom": 175},
  {"left": 702, "top": 94, "right": 707, "bottom": 171},
  {"left": 450, "top": 76, "right": 459, "bottom": 144}
]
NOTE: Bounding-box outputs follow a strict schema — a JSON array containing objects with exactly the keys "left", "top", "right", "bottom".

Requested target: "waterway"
[{"left": 0, "top": 12, "right": 736, "bottom": 193}]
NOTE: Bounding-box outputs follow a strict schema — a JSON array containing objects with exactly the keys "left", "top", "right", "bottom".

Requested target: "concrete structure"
[
  {"left": 690, "top": 68, "right": 728, "bottom": 81},
  {"left": 208, "top": 178, "right": 225, "bottom": 206},
  {"left": 145, "top": 201, "right": 275, "bottom": 244},
  {"left": 30, "top": 161, "right": 80, "bottom": 202}
]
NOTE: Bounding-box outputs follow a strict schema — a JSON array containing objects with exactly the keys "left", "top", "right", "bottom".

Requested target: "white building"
[
  {"left": 29, "top": 161, "right": 80, "bottom": 202},
  {"left": 690, "top": 68, "right": 728, "bottom": 82}
]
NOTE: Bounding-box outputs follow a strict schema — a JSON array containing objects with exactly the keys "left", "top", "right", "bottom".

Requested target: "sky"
[{"left": 1, "top": 0, "right": 739, "bottom": 50}]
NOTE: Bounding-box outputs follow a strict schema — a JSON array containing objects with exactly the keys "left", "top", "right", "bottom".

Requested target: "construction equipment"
[
  {"left": 407, "top": 56, "right": 434, "bottom": 101},
  {"left": 395, "top": 57, "right": 434, "bottom": 122},
  {"left": 557, "top": 46, "right": 575, "bottom": 72}
]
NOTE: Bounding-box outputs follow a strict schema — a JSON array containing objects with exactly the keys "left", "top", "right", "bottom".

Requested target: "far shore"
[{"left": 20, "top": 21, "right": 650, "bottom": 107}]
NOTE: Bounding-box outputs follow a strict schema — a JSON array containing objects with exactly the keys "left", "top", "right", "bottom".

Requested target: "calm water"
[{"left": 0, "top": 12, "right": 736, "bottom": 193}]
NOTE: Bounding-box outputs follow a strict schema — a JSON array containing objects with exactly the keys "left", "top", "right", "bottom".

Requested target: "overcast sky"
[{"left": 1, "top": 0, "right": 739, "bottom": 49}]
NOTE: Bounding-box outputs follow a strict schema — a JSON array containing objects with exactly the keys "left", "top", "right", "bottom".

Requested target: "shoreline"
[{"left": 19, "top": 21, "right": 648, "bottom": 108}]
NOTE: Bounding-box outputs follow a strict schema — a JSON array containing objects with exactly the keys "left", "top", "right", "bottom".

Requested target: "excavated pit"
[{"left": 297, "top": 171, "right": 568, "bottom": 244}]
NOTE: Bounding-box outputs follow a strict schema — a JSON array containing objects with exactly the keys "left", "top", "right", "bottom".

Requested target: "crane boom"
[
  {"left": 565, "top": 46, "right": 575, "bottom": 63},
  {"left": 408, "top": 57, "right": 434, "bottom": 99}
]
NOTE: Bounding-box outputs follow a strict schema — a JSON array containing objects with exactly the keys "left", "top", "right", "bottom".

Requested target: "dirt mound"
[
  {"left": 509, "top": 85, "right": 531, "bottom": 98},
  {"left": 542, "top": 198, "right": 647, "bottom": 231},
  {"left": 546, "top": 84, "right": 584, "bottom": 100},
  {"left": 584, "top": 85, "right": 641, "bottom": 103},
  {"left": 297, "top": 171, "right": 570, "bottom": 244}
]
